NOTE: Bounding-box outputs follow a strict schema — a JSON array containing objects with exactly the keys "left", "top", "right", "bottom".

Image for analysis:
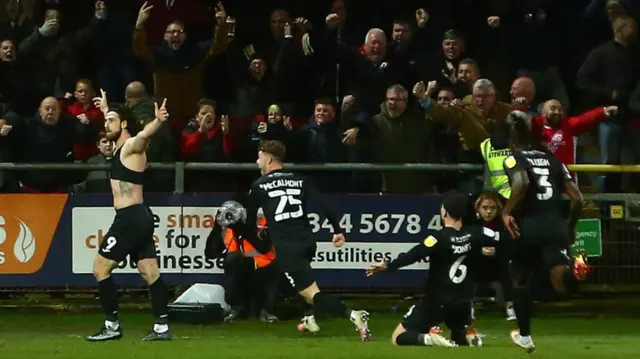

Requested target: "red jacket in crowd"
[
  {"left": 181, "top": 120, "right": 234, "bottom": 159},
  {"left": 531, "top": 107, "right": 606, "bottom": 165},
  {"left": 62, "top": 101, "right": 104, "bottom": 161}
]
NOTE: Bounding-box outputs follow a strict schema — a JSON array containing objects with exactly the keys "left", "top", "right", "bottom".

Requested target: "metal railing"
[{"left": 1, "top": 162, "right": 639, "bottom": 195}]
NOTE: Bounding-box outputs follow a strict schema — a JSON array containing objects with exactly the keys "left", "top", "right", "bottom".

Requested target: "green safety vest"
[{"left": 480, "top": 138, "right": 512, "bottom": 199}]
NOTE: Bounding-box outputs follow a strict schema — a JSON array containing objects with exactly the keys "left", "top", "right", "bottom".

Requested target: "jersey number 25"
[{"left": 269, "top": 189, "right": 303, "bottom": 222}]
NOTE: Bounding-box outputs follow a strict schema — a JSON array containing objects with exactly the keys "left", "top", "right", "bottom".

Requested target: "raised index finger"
[{"left": 161, "top": 98, "right": 167, "bottom": 108}]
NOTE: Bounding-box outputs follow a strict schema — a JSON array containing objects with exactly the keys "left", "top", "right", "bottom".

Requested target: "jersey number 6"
[{"left": 449, "top": 255, "right": 468, "bottom": 284}]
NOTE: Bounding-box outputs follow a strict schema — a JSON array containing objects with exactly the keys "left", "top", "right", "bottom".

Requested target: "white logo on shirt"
[{"left": 543, "top": 128, "right": 566, "bottom": 153}]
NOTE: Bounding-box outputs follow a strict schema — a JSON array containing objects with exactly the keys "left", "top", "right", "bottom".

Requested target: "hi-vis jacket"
[
  {"left": 224, "top": 217, "right": 276, "bottom": 269},
  {"left": 480, "top": 138, "right": 511, "bottom": 199}
]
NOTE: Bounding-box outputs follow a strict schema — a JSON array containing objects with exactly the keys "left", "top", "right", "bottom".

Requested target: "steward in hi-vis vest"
[
  {"left": 480, "top": 130, "right": 511, "bottom": 199},
  {"left": 207, "top": 200, "right": 281, "bottom": 324}
]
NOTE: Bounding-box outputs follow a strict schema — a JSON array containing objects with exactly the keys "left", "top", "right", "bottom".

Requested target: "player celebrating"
[
  {"left": 242, "top": 140, "right": 371, "bottom": 341},
  {"left": 501, "top": 111, "right": 590, "bottom": 353},
  {"left": 86, "top": 90, "right": 171, "bottom": 342},
  {"left": 367, "top": 191, "right": 498, "bottom": 347}
]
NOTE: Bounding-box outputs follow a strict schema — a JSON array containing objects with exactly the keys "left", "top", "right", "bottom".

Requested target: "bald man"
[
  {"left": 39, "top": 96, "right": 62, "bottom": 125},
  {"left": 531, "top": 100, "right": 617, "bottom": 167},
  {"left": 123, "top": 81, "right": 156, "bottom": 126},
  {"left": 125, "top": 81, "right": 147, "bottom": 108},
  {"left": 11, "top": 96, "right": 99, "bottom": 192},
  {"left": 270, "top": 9, "right": 291, "bottom": 39},
  {"left": 122, "top": 81, "right": 175, "bottom": 192},
  {"left": 510, "top": 77, "right": 536, "bottom": 112}
]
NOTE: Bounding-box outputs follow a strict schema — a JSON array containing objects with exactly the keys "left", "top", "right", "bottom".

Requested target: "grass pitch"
[{"left": 0, "top": 300, "right": 638, "bottom": 359}]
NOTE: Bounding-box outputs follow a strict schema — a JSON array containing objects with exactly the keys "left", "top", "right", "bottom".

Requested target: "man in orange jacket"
[{"left": 206, "top": 201, "right": 280, "bottom": 323}]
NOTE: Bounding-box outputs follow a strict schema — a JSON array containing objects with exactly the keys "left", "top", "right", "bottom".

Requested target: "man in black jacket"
[
  {"left": 6, "top": 97, "right": 99, "bottom": 193},
  {"left": 575, "top": 15, "right": 639, "bottom": 192},
  {"left": 0, "top": 102, "right": 20, "bottom": 192}
]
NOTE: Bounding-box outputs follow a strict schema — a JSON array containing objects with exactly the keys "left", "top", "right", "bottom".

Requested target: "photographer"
[{"left": 206, "top": 200, "right": 279, "bottom": 323}]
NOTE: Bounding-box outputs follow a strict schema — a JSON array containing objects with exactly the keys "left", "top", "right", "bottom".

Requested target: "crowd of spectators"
[{"left": 0, "top": 0, "right": 638, "bottom": 195}]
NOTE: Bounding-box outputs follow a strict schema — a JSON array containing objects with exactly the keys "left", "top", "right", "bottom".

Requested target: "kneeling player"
[
  {"left": 367, "top": 191, "right": 498, "bottom": 347},
  {"left": 501, "top": 111, "right": 591, "bottom": 353}
]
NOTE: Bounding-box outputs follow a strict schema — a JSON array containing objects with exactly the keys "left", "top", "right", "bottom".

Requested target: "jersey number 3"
[
  {"left": 533, "top": 167, "right": 553, "bottom": 200},
  {"left": 269, "top": 189, "right": 303, "bottom": 222}
]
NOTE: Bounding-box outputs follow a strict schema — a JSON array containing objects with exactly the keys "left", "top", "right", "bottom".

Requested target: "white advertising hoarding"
[{"left": 71, "top": 207, "right": 429, "bottom": 274}]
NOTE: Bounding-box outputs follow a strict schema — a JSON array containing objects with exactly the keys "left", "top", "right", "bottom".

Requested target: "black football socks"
[
  {"left": 149, "top": 277, "right": 169, "bottom": 332},
  {"left": 98, "top": 276, "right": 119, "bottom": 329}
]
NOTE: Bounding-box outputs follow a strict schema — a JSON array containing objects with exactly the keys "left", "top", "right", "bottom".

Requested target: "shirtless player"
[{"left": 86, "top": 90, "right": 171, "bottom": 342}]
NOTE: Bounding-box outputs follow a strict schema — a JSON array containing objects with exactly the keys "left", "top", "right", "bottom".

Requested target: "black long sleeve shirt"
[{"left": 576, "top": 41, "right": 640, "bottom": 119}]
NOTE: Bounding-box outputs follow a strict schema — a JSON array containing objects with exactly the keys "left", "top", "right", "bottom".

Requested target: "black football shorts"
[
  {"left": 401, "top": 297, "right": 471, "bottom": 344},
  {"left": 512, "top": 213, "right": 571, "bottom": 271},
  {"left": 98, "top": 204, "right": 157, "bottom": 263},
  {"left": 274, "top": 240, "right": 317, "bottom": 292}
]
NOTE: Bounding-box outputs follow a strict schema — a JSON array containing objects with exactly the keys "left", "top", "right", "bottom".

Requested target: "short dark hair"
[
  {"left": 168, "top": 20, "right": 186, "bottom": 30},
  {"left": 443, "top": 29, "right": 464, "bottom": 41},
  {"left": 196, "top": 98, "right": 216, "bottom": 112},
  {"left": 97, "top": 131, "right": 108, "bottom": 142},
  {"left": 76, "top": 78, "right": 93, "bottom": 88},
  {"left": 506, "top": 110, "right": 539, "bottom": 151},
  {"left": 392, "top": 17, "right": 413, "bottom": 28},
  {"left": 314, "top": 97, "right": 335, "bottom": 108},
  {"left": 437, "top": 87, "right": 455, "bottom": 95},
  {"left": 109, "top": 103, "right": 139, "bottom": 136},
  {"left": 441, "top": 190, "right": 469, "bottom": 221},
  {"left": 459, "top": 58, "right": 477, "bottom": 66},
  {"left": 258, "top": 140, "right": 286, "bottom": 162},
  {"left": 459, "top": 58, "right": 480, "bottom": 73}
]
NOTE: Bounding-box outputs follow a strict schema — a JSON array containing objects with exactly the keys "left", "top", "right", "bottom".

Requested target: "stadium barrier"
[
  {"left": 0, "top": 162, "right": 639, "bottom": 292},
  {"left": 1, "top": 162, "right": 640, "bottom": 194}
]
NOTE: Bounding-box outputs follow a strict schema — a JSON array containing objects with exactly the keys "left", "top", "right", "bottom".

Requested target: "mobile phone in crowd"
[{"left": 226, "top": 16, "right": 236, "bottom": 37}]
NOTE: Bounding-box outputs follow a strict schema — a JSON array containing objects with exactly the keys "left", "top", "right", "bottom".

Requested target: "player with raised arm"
[
  {"left": 86, "top": 90, "right": 171, "bottom": 342},
  {"left": 242, "top": 140, "right": 371, "bottom": 341},
  {"left": 501, "top": 111, "right": 590, "bottom": 353},
  {"left": 367, "top": 191, "right": 498, "bottom": 348}
]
